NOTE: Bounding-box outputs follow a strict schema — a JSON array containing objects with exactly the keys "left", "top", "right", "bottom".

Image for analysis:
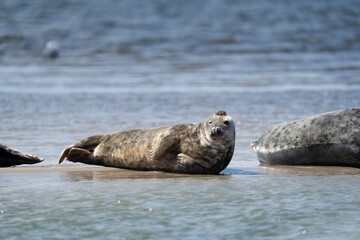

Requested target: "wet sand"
[
  {"left": 1, "top": 164, "right": 360, "bottom": 179},
  {"left": 259, "top": 165, "right": 360, "bottom": 176},
  {"left": 0, "top": 164, "right": 230, "bottom": 180}
]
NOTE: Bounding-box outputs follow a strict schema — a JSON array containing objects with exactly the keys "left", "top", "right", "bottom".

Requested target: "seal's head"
[{"left": 202, "top": 110, "right": 235, "bottom": 142}]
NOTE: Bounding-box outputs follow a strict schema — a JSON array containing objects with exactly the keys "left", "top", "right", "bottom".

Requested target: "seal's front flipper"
[
  {"left": 150, "top": 131, "right": 179, "bottom": 161},
  {"left": 176, "top": 153, "right": 212, "bottom": 174}
]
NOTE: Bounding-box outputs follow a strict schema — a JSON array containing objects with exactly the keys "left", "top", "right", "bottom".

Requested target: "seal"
[
  {"left": 59, "top": 111, "right": 235, "bottom": 174},
  {"left": 0, "top": 143, "right": 44, "bottom": 167},
  {"left": 252, "top": 108, "right": 360, "bottom": 167}
]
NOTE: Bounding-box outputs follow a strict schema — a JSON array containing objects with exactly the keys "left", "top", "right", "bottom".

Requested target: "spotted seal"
[
  {"left": 59, "top": 111, "right": 235, "bottom": 174},
  {"left": 0, "top": 143, "right": 43, "bottom": 167},
  {"left": 252, "top": 108, "right": 360, "bottom": 167}
]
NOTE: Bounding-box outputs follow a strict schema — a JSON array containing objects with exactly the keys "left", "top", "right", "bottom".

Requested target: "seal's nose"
[{"left": 212, "top": 127, "right": 221, "bottom": 134}]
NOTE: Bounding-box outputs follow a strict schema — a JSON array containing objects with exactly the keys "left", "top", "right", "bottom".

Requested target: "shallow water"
[
  {"left": 1, "top": 167, "right": 360, "bottom": 240},
  {"left": 1, "top": 0, "right": 360, "bottom": 239}
]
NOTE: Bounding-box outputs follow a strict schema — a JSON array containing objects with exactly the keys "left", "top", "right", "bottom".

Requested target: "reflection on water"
[
  {"left": 62, "top": 169, "right": 231, "bottom": 181},
  {"left": 1, "top": 167, "right": 360, "bottom": 239},
  {"left": 260, "top": 165, "right": 360, "bottom": 176}
]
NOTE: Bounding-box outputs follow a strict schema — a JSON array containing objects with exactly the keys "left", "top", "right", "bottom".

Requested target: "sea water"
[{"left": 1, "top": 0, "right": 360, "bottom": 239}]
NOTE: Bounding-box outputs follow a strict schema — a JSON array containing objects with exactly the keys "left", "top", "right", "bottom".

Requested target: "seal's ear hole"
[
  {"left": 208, "top": 121, "right": 212, "bottom": 125},
  {"left": 224, "top": 121, "right": 229, "bottom": 126}
]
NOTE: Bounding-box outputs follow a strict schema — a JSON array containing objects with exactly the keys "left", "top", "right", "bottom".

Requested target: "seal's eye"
[
  {"left": 208, "top": 121, "right": 212, "bottom": 125},
  {"left": 224, "top": 121, "right": 229, "bottom": 126}
]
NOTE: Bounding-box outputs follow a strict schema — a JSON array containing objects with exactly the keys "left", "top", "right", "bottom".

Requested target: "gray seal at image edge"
[
  {"left": 59, "top": 111, "right": 235, "bottom": 174},
  {"left": 252, "top": 108, "right": 360, "bottom": 167},
  {"left": 0, "top": 144, "right": 44, "bottom": 167}
]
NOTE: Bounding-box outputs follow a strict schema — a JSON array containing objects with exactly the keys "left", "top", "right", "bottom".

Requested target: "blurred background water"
[{"left": 1, "top": 0, "right": 360, "bottom": 239}]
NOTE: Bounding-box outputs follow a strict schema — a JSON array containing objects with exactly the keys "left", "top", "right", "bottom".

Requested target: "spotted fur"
[
  {"left": 252, "top": 108, "right": 360, "bottom": 167},
  {"left": 59, "top": 111, "right": 235, "bottom": 174}
]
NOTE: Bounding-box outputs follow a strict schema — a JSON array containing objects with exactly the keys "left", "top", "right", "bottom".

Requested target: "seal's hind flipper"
[
  {"left": 0, "top": 144, "right": 43, "bottom": 167},
  {"left": 59, "top": 147, "right": 92, "bottom": 164},
  {"left": 251, "top": 141, "right": 258, "bottom": 152},
  {"left": 68, "top": 147, "right": 91, "bottom": 162},
  {"left": 58, "top": 146, "right": 73, "bottom": 164},
  {"left": 59, "top": 135, "right": 104, "bottom": 164}
]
